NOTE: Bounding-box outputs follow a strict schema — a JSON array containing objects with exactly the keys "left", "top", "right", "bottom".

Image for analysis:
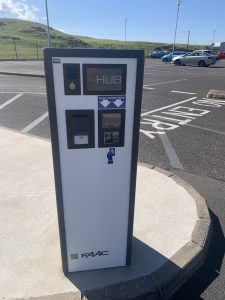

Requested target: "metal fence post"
[
  {"left": 36, "top": 41, "right": 39, "bottom": 59},
  {"left": 13, "top": 39, "right": 18, "bottom": 60}
]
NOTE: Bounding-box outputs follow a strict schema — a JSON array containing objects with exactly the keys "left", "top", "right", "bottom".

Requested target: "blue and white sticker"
[
  {"left": 107, "top": 148, "right": 115, "bottom": 164},
  {"left": 98, "top": 96, "right": 126, "bottom": 109}
]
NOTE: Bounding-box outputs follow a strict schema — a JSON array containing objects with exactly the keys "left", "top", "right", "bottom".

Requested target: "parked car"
[
  {"left": 162, "top": 51, "right": 187, "bottom": 62},
  {"left": 148, "top": 51, "right": 169, "bottom": 59},
  {"left": 216, "top": 51, "right": 225, "bottom": 60},
  {"left": 172, "top": 52, "right": 216, "bottom": 67},
  {"left": 193, "top": 49, "right": 214, "bottom": 55}
]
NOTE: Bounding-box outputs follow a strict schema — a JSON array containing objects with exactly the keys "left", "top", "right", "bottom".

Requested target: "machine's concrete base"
[{"left": 0, "top": 127, "right": 211, "bottom": 300}]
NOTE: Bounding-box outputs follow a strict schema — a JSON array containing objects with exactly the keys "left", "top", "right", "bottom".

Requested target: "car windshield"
[{"left": 200, "top": 53, "right": 211, "bottom": 56}]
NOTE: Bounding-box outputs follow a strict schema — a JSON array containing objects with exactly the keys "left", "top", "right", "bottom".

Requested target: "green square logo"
[{"left": 71, "top": 253, "right": 78, "bottom": 260}]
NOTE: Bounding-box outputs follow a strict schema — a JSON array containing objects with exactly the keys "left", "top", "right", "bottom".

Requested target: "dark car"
[{"left": 148, "top": 51, "right": 169, "bottom": 59}]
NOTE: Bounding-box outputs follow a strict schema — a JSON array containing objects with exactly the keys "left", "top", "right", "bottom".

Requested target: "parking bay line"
[
  {"left": 185, "top": 123, "right": 225, "bottom": 136},
  {"left": 0, "top": 93, "right": 24, "bottom": 110},
  {"left": 141, "top": 96, "right": 197, "bottom": 117},
  {"left": 144, "top": 79, "right": 187, "bottom": 87},
  {"left": 143, "top": 86, "right": 156, "bottom": 90},
  {"left": 21, "top": 112, "right": 49, "bottom": 133},
  {"left": 159, "top": 133, "right": 184, "bottom": 170},
  {"left": 144, "top": 68, "right": 172, "bottom": 72},
  {"left": 171, "top": 90, "right": 197, "bottom": 95}
]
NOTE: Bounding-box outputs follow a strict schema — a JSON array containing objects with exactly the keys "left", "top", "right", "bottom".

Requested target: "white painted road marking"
[
  {"left": 0, "top": 93, "right": 23, "bottom": 110},
  {"left": 141, "top": 97, "right": 197, "bottom": 117},
  {"left": 171, "top": 90, "right": 197, "bottom": 95},
  {"left": 185, "top": 123, "right": 225, "bottom": 136},
  {"left": 159, "top": 133, "right": 184, "bottom": 170},
  {"left": 140, "top": 129, "right": 165, "bottom": 139},
  {"left": 140, "top": 97, "right": 225, "bottom": 140},
  {"left": 21, "top": 112, "right": 49, "bottom": 133},
  {"left": 143, "top": 87, "right": 156, "bottom": 90},
  {"left": 144, "top": 68, "right": 172, "bottom": 72},
  {"left": 144, "top": 79, "right": 187, "bottom": 86}
]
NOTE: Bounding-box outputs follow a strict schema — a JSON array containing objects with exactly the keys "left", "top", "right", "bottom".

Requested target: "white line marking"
[
  {"left": 152, "top": 114, "right": 192, "bottom": 125},
  {"left": 144, "top": 68, "right": 172, "bottom": 72},
  {"left": 144, "top": 73, "right": 156, "bottom": 75},
  {"left": 159, "top": 133, "right": 184, "bottom": 170},
  {"left": 0, "top": 93, "right": 23, "bottom": 110},
  {"left": 171, "top": 90, "right": 197, "bottom": 95},
  {"left": 143, "top": 87, "right": 156, "bottom": 90},
  {"left": 185, "top": 123, "right": 225, "bottom": 135},
  {"left": 21, "top": 112, "right": 49, "bottom": 133},
  {"left": 141, "top": 97, "right": 197, "bottom": 117},
  {"left": 144, "top": 79, "right": 187, "bottom": 86}
]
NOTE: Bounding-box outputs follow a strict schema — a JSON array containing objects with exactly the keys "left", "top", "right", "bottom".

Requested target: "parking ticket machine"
[{"left": 44, "top": 49, "right": 144, "bottom": 273}]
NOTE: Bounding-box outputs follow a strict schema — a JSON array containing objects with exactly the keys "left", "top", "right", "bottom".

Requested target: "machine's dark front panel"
[
  {"left": 66, "top": 110, "right": 95, "bottom": 149},
  {"left": 98, "top": 109, "right": 125, "bottom": 147}
]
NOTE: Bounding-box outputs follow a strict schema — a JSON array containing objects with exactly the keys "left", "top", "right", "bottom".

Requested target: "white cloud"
[{"left": 0, "top": 0, "right": 39, "bottom": 21}]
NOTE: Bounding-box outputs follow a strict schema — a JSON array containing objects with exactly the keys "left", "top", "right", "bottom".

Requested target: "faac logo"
[{"left": 81, "top": 250, "right": 109, "bottom": 259}]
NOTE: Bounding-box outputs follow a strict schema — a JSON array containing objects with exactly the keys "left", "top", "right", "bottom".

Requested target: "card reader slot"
[{"left": 66, "top": 110, "right": 95, "bottom": 149}]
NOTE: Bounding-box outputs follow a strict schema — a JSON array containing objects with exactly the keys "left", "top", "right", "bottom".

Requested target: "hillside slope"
[{"left": 0, "top": 18, "right": 208, "bottom": 59}]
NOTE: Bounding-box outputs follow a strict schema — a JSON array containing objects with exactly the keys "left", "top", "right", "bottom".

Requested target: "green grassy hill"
[{"left": 0, "top": 18, "right": 210, "bottom": 59}]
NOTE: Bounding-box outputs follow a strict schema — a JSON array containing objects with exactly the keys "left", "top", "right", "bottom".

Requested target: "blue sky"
[{"left": 0, "top": 0, "right": 224, "bottom": 45}]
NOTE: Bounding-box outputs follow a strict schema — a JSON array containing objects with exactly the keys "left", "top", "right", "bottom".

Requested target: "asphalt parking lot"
[
  {"left": 141, "top": 59, "right": 225, "bottom": 182},
  {"left": 0, "top": 59, "right": 225, "bottom": 299}
]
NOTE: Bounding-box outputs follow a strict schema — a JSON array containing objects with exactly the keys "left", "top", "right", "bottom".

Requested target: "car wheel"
[
  {"left": 174, "top": 60, "right": 181, "bottom": 66},
  {"left": 163, "top": 58, "right": 167, "bottom": 62},
  {"left": 198, "top": 60, "right": 206, "bottom": 67}
]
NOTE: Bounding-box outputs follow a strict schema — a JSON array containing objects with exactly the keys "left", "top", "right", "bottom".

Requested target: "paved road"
[
  {"left": 0, "top": 59, "right": 225, "bottom": 299},
  {"left": 0, "top": 60, "right": 44, "bottom": 75}
]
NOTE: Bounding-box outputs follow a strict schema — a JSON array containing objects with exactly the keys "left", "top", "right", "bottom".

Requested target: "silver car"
[{"left": 172, "top": 52, "right": 216, "bottom": 67}]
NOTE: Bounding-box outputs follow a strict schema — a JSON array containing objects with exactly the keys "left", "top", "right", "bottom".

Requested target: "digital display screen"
[
  {"left": 102, "top": 113, "right": 121, "bottom": 129},
  {"left": 83, "top": 64, "right": 126, "bottom": 95}
]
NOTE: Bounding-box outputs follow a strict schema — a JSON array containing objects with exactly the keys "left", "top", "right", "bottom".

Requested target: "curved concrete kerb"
[
  {"left": 207, "top": 89, "right": 225, "bottom": 99},
  {"left": 0, "top": 128, "right": 211, "bottom": 300},
  {"left": 134, "top": 165, "right": 198, "bottom": 261}
]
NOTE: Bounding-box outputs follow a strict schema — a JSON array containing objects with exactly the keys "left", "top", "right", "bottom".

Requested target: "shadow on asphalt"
[
  {"left": 209, "top": 65, "right": 225, "bottom": 68},
  {"left": 170, "top": 209, "right": 225, "bottom": 300}
]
